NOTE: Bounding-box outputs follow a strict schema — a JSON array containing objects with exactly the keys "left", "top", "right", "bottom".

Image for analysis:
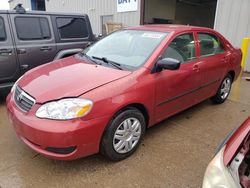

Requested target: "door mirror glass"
[{"left": 156, "top": 58, "right": 181, "bottom": 72}]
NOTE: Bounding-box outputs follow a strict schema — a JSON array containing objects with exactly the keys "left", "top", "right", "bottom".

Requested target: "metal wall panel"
[
  {"left": 45, "top": 0, "right": 141, "bottom": 35},
  {"left": 215, "top": 0, "right": 250, "bottom": 71}
]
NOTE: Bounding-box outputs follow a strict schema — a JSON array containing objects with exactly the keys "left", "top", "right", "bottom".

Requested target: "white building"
[{"left": 8, "top": 0, "right": 250, "bottom": 71}]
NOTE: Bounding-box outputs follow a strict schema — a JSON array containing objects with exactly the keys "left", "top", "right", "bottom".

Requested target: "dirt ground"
[{"left": 0, "top": 74, "right": 250, "bottom": 188}]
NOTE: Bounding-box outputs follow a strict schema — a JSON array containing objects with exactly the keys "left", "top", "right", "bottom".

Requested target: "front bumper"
[{"left": 6, "top": 93, "right": 110, "bottom": 160}]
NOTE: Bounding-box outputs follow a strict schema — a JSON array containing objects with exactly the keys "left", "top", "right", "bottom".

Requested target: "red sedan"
[
  {"left": 203, "top": 117, "right": 250, "bottom": 188},
  {"left": 6, "top": 25, "right": 242, "bottom": 161}
]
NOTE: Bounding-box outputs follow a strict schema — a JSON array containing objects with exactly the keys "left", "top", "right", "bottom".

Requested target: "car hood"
[{"left": 18, "top": 56, "right": 131, "bottom": 103}]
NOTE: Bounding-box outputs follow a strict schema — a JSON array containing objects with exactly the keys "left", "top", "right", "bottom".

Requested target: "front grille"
[{"left": 14, "top": 86, "right": 36, "bottom": 112}]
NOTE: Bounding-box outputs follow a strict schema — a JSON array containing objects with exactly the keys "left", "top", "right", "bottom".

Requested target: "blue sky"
[{"left": 0, "top": 0, "right": 10, "bottom": 10}]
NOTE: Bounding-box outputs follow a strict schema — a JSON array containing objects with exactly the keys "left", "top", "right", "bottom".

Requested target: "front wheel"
[
  {"left": 211, "top": 74, "right": 232, "bottom": 104},
  {"left": 100, "top": 108, "right": 146, "bottom": 161}
]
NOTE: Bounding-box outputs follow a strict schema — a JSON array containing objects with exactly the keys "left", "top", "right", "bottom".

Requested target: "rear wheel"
[
  {"left": 211, "top": 74, "right": 232, "bottom": 104},
  {"left": 100, "top": 108, "right": 146, "bottom": 161}
]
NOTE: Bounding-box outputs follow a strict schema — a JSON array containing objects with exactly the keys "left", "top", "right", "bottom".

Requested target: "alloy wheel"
[{"left": 220, "top": 78, "right": 231, "bottom": 99}]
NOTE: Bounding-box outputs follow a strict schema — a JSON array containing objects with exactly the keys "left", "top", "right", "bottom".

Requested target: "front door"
[
  {"left": 9, "top": 14, "right": 56, "bottom": 72},
  {"left": 0, "top": 14, "right": 18, "bottom": 84},
  {"left": 154, "top": 33, "right": 203, "bottom": 122}
]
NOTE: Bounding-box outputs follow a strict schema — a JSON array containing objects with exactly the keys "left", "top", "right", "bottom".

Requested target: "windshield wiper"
[
  {"left": 91, "top": 56, "right": 123, "bottom": 70},
  {"left": 80, "top": 53, "right": 100, "bottom": 65}
]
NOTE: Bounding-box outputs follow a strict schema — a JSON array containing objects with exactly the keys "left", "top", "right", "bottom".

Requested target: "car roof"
[
  {"left": 0, "top": 10, "right": 87, "bottom": 17},
  {"left": 128, "top": 24, "right": 215, "bottom": 33}
]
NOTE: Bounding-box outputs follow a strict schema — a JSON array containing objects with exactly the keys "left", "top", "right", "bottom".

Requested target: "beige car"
[{"left": 203, "top": 118, "right": 250, "bottom": 188}]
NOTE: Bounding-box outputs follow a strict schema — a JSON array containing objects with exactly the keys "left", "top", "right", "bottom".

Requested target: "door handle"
[
  {"left": 0, "top": 49, "right": 12, "bottom": 55},
  {"left": 17, "top": 48, "right": 26, "bottom": 54},
  {"left": 40, "top": 46, "right": 52, "bottom": 51},
  {"left": 192, "top": 64, "right": 200, "bottom": 72}
]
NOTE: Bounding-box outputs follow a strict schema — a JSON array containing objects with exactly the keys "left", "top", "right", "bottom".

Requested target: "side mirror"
[
  {"left": 94, "top": 34, "right": 103, "bottom": 41},
  {"left": 154, "top": 58, "right": 181, "bottom": 72},
  {"left": 85, "top": 42, "right": 93, "bottom": 47}
]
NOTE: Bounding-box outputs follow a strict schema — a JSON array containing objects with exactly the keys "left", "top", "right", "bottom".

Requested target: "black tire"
[
  {"left": 0, "top": 88, "right": 11, "bottom": 100},
  {"left": 100, "top": 107, "right": 146, "bottom": 161},
  {"left": 211, "top": 74, "right": 232, "bottom": 104}
]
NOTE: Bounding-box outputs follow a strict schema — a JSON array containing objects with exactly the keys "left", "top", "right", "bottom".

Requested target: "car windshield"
[{"left": 83, "top": 30, "right": 168, "bottom": 70}]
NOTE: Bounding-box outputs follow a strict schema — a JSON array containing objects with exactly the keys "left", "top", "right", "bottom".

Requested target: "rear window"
[
  {"left": 56, "top": 17, "right": 89, "bottom": 39},
  {"left": 0, "top": 17, "right": 6, "bottom": 41},
  {"left": 15, "top": 17, "right": 51, "bottom": 40}
]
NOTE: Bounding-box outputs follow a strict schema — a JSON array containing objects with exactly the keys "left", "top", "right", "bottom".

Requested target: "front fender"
[{"left": 81, "top": 68, "right": 156, "bottom": 126}]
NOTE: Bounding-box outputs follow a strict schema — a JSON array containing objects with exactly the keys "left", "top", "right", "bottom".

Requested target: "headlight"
[
  {"left": 36, "top": 98, "right": 93, "bottom": 120},
  {"left": 202, "top": 146, "right": 238, "bottom": 188},
  {"left": 11, "top": 76, "right": 24, "bottom": 93}
]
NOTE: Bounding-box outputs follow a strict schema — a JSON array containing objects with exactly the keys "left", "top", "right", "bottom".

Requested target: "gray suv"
[{"left": 0, "top": 8, "right": 95, "bottom": 91}]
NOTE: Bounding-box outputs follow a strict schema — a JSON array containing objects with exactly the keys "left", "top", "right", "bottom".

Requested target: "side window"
[
  {"left": 15, "top": 17, "right": 51, "bottom": 40},
  {"left": 40, "top": 18, "right": 51, "bottom": 39},
  {"left": 198, "top": 33, "right": 225, "bottom": 57},
  {"left": 0, "top": 17, "right": 6, "bottom": 41},
  {"left": 56, "top": 17, "right": 89, "bottom": 39},
  {"left": 162, "top": 33, "right": 196, "bottom": 63}
]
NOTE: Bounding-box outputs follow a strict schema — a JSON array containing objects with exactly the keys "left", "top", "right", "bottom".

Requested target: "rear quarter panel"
[
  {"left": 229, "top": 48, "right": 242, "bottom": 81},
  {"left": 215, "top": 30, "right": 242, "bottom": 81}
]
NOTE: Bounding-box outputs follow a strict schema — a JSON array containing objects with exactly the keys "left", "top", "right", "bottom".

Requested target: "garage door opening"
[
  {"left": 31, "top": 0, "right": 46, "bottom": 11},
  {"left": 142, "top": 0, "right": 217, "bottom": 28}
]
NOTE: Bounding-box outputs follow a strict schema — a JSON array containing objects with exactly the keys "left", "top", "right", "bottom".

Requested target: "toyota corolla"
[{"left": 6, "top": 25, "right": 242, "bottom": 161}]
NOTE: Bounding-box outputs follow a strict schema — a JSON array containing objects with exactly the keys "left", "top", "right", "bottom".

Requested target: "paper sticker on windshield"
[{"left": 142, "top": 33, "right": 164, "bottom": 39}]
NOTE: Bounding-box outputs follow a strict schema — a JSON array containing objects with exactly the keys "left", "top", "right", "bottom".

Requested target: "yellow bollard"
[
  {"left": 241, "top": 38, "right": 250, "bottom": 70},
  {"left": 230, "top": 38, "right": 249, "bottom": 101}
]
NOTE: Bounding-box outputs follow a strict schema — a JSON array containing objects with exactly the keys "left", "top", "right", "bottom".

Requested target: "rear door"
[
  {"left": 0, "top": 13, "right": 19, "bottom": 84},
  {"left": 195, "top": 32, "right": 229, "bottom": 100},
  {"left": 9, "top": 14, "right": 56, "bottom": 72},
  {"left": 51, "top": 15, "right": 94, "bottom": 53}
]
